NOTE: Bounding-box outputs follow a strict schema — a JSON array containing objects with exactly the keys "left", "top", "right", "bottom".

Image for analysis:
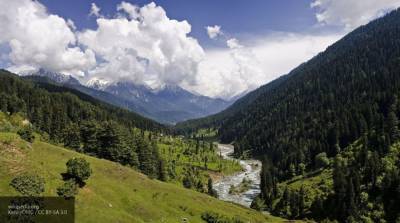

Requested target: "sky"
[{"left": 0, "top": 0, "right": 399, "bottom": 99}]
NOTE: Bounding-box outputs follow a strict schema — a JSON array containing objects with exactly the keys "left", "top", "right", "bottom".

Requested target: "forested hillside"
[
  {"left": 0, "top": 70, "right": 164, "bottom": 132},
  {"left": 177, "top": 8, "right": 400, "bottom": 222},
  {"left": 0, "top": 72, "right": 285, "bottom": 222},
  {"left": 0, "top": 131, "right": 277, "bottom": 222},
  {"left": 0, "top": 70, "right": 171, "bottom": 178},
  {"left": 0, "top": 70, "right": 242, "bottom": 200}
]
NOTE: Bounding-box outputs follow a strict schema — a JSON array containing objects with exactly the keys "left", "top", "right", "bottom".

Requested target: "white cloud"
[
  {"left": 226, "top": 38, "right": 243, "bottom": 49},
  {"left": 117, "top": 1, "right": 140, "bottom": 20},
  {"left": 67, "top": 19, "right": 76, "bottom": 30},
  {"left": 89, "top": 3, "right": 101, "bottom": 17},
  {"left": 206, "top": 25, "right": 222, "bottom": 39},
  {"left": 79, "top": 2, "right": 204, "bottom": 88},
  {"left": 311, "top": 0, "right": 400, "bottom": 30},
  {"left": 192, "top": 33, "right": 342, "bottom": 99},
  {"left": 0, "top": 0, "right": 96, "bottom": 76},
  {"left": 0, "top": 0, "right": 352, "bottom": 99}
]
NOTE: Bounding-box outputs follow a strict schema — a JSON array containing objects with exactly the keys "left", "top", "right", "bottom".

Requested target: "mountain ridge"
[
  {"left": 175, "top": 8, "right": 400, "bottom": 222},
  {"left": 23, "top": 69, "right": 234, "bottom": 124}
]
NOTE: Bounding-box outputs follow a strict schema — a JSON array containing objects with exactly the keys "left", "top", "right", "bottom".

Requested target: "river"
[{"left": 213, "top": 144, "right": 261, "bottom": 207}]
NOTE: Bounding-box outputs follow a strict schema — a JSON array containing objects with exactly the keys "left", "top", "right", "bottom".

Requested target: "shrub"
[
  {"left": 201, "top": 211, "right": 244, "bottom": 223},
  {"left": 182, "top": 176, "right": 192, "bottom": 189},
  {"left": 57, "top": 179, "right": 78, "bottom": 199},
  {"left": 315, "top": 152, "right": 330, "bottom": 168},
  {"left": 66, "top": 158, "right": 92, "bottom": 184},
  {"left": 250, "top": 196, "right": 266, "bottom": 211},
  {"left": 10, "top": 175, "right": 45, "bottom": 196},
  {"left": 17, "top": 127, "right": 35, "bottom": 142}
]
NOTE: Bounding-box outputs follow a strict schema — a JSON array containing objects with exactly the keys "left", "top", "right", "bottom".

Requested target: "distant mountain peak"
[
  {"left": 20, "top": 69, "right": 236, "bottom": 124},
  {"left": 24, "top": 68, "right": 81, "bottom": 85},
  {"left": 85, "top": 78, "right": 111, "bottom": 90}
]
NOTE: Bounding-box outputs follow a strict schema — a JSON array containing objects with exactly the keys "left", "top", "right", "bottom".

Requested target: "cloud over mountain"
[
  {"left": 194, "top": 32, "right": 341, "bottom": 99},
  {"left": 0, "top": 0, "right": 398, "bottom": 99},
  {"left": 311, "top": 0, "right": 400, "bottom": 30},
  {"left": 0, "top": 0, "right": 96, "bottom": 76},
  {"left": 78, "top": 2, "right": 204, "bottom": 88}
]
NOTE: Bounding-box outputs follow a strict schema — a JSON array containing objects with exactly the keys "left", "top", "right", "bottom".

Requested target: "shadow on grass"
[{"left": 60, "top": 173, "right": 86, "bottom": 188}]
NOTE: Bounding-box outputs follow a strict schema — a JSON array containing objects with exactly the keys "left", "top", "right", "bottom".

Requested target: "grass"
[
  {"left": 0, "top": 132, "right": 287, "bottom": 223},
  {"left": 158, "top": 137, "right": 242, "bottom": 187},
  {"left": 193, "top": 128, "right": 219, "bottom": 142},
  {"left": 282, "top": 169, "right": 333, "bottom": 203}
]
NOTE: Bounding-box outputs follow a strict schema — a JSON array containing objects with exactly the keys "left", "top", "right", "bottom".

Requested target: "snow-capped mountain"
[
  {"left": 85, "top": 78, "right": 110, "bottom": 90},
  {"left": 28, "top": 68, "right": 81, "bottom": 85},
  {"left": 95, "top": 81, "right": 234, "bottom": 124},
  {"left": 23, "top": 69, "right": 236, "bottom": 124}
]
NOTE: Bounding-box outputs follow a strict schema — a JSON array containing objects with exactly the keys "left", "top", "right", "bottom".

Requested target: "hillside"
[
  {"left": 0, "top": 132, "right": 284, "bottom": 223},
  {"left": 176, "top": 7, "right": 400, "bottom": 173},
  {"left": 0, "top": 69, "right": 165, "bottom": 132},
  {"left": 176, "top": 8, "right": 400, "bottom": 222},
  {"left": 175, "top": 75, "right": 288, "bottom": 134}
]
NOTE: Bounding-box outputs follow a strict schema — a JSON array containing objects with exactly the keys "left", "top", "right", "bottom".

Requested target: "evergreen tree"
[
  {"left": 298, "top": 186, "right": 306, "bottom": 218},
  {"left": 207, "top": 178, "right": 218, "bottom": 198},
  {"left": 387, "top": 111, "right": 400, "bottom": 143},
  {"left": 346, "top": 178, "right": 357, "bottom": 218},
  {"left": 80, "top": 121, "right": 99, "bottom": 155},
  {"left": 158, "top": 159, "right": 168, "bottom": 182},
  {"left": 63, "top": 123, "right": 81, "bottom": 151},
  {"left": 137, "top": 137, "right": 156, "bottom": 178},
  {"left": 310, "top": 195, "right": 324, "bottom": 220}
]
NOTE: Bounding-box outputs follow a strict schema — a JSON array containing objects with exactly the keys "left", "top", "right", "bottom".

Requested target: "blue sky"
[
  {"left": 40, "top": 0, "right": 317, "bottom": 47},
  {"left": 1, "top": 0, "right": 399, "bottom": 98}
]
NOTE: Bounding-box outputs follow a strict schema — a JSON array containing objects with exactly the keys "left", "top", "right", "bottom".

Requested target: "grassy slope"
[
  {"left": 158, "top": 137, "right": 242, "bottom": 185},
  {"left": 0, "top": 133, "right": 286, "bottom": 223},
  {"left": 279, "top": 169, "right": 333, "bottom": 208}
]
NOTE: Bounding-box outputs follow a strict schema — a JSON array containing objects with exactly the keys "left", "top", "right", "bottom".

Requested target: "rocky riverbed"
[{"left": 213, "top": 144, "right": 261, "bottom": 207}]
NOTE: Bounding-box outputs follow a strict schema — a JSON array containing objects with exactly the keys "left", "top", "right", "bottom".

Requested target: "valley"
[
  {"left": 1, "top": 1, "right": 400, "bottom": 222},
  {"left": 176, "top": 8, "right": 400, "bottom": 223},
  {"left": 0, "top": 112, "right": 285, "bottom": 223}
]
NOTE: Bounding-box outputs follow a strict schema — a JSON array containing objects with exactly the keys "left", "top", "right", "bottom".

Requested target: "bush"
[
  {"left": 10, "top": 175, "right": 45, "bottom": 196},
  {"left": 201, "top": 211, "right": 244, "bottom": 223},
  {"left": 66, "top": 158, "right": 92, "bottom": 184},
  {"left": 315, "top": 152, "right": 330, "bottom": 168},
  {"left": 250, "top": 196, "right": 266, "bottom": 211},
  {"left": 57, "top": 179, "right": 78, "bottom": 199},
  {"left": 17, "top": 127, "right": 35, "bottom": 142},
  {"left": 182, "top": 176, "right": 193, "bottom": 189}
]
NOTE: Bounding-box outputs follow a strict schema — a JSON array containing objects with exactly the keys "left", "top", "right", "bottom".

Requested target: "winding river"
[{"left": 213, "top": 144, "right": 261, "bottom": 207}]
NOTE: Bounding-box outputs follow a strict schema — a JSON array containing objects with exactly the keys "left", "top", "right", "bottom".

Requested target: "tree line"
[{"left": 0, "top": 70, "right": 167, "bottom": 180}]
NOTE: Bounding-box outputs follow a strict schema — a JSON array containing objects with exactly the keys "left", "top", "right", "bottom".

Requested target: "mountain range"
[{"left": 22, "top": 68, "right": 234, "bottom": 124}]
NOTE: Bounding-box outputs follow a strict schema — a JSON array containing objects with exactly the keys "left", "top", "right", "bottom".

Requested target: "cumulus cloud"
[
  {"left": 311, "top": 0, "right": 400, "bottom": 29},
  {"left": 206, "top": 25, "right": 222, "bottom": 39},
  {"left": 79, "top": 2, "right": 204, "bottom": 88},
  {"left": 0, "top": 0, "right": 355, "bottom": 99},
  {"left": 89, "top": 3, "right": 101, "bottom": 17},
  {"left": 192, "top": 33, "right": 342, "bottom": 99},
  {"left": 0, "top": 0, "right": 96, "bottom": 76}
]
